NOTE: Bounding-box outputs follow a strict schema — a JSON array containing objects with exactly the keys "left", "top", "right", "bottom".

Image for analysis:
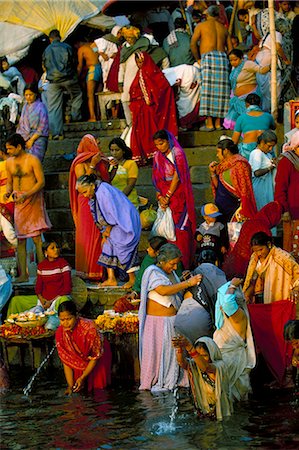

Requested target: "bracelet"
[
  {"left": 229, "top": 284, "right": 237, "bottom": 289},
  {"left": 165, "top": 190, "right": 172, "bottom": 198},
  {"left": 90, "top": 165, "right": 96, "bottom": 170},
  {"left": 189, "top": 351, "right": 198, "bottom": 358},
  {"left": 186, "top": 279, "right": 192, "bottom": 287}
]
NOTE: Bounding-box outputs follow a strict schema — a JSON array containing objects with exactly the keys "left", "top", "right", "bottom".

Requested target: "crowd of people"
[{"left": 0, "top": 0, "right": 299, "bottom": 419}]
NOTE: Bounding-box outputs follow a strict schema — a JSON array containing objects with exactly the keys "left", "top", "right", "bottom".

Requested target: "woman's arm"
[
  {"left": 63, "top": 363, "right": 74, "bottom": 395},
  {"left": 123, "top": 178, "right": 137, "bottom": 196},
  {"left": 232, "top": 131, "right": 241, "bottom": 145},
  {"left": 158, "top": 170, "right": 180, "bottom": 209},
  {"left": 154, "top": 274, "right": 202, "bottom": 296},
  {"left": 72, "top": 359, "right": 98, "bottom": 392},
  {"left": 254, "top": 165, "right": 275, "bottom": 177}
]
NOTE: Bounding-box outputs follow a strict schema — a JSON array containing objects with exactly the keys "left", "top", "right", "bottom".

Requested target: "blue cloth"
[
  {"left": 43, "top": 41, "right": 76, "bottom": 83},
  {"left": 249, "top": 148, "right": 274, "bottom": 210},
  {"left": 234, "top": 110, "right": 275, "bottom": 134},
  {"left": 238, "top": 141, "right": 257, "bottom": 160},
  {"left": 215, "top": 282, "right": 239, "bottom": 330},
  {"left": 0, "top": 272, "right": 12, "bottom": 313},
  {"left": 90, "top": 181, "right": 141, "bottom": 273}
]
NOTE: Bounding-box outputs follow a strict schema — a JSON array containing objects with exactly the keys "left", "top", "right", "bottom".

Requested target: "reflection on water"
[{"left": 1, "top": 369, "right": 299, "bottom": 449}]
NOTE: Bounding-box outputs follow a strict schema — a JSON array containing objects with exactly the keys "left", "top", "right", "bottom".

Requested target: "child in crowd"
[
  {"left": 195, "top": 203, "right": 227, "bottom": 265},
  {"left": 283, "top": 109, "right": 299, "bottom": 151}
]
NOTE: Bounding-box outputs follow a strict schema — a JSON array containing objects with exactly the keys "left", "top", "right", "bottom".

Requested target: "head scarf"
[
  {"left": 111, "top": 25, "right": 121, "bottom": 37},
  {"left": 215, "top": 282, "right": 239, "bottom": 330},
  {"left": 284, "top": 130, "right": 299, "bottom": 152},
  {"left": 194, "top": 336, "right": 222, "bottom": 362}
]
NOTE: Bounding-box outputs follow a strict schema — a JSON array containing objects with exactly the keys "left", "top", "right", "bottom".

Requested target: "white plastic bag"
[{"left": 151, "top": 207, "right": 176, "bottom": 241}]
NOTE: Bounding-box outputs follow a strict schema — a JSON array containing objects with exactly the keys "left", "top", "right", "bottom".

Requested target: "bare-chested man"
[
  {"left": 77, "top": 41, "right": 102, "bottom": 122},
  {"left": 5, "top": 134, "right": 51, "bottom": 282},
  {"left": 191, "top": 5, "right": 232, "bottom": 131}
]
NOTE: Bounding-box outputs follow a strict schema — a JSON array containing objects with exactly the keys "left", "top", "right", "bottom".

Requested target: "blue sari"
[{"left": 90, "top": 181, "right": 141, "bottom": 274}]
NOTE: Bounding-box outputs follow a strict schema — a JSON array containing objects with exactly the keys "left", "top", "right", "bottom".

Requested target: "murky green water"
[{"left": 1, "top": 368, "right": 299, "bottom": 450}]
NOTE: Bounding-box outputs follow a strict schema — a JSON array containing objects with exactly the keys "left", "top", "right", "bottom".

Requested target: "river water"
[{"left": 1, "top": 367, "right": 299, "bottom": 450}]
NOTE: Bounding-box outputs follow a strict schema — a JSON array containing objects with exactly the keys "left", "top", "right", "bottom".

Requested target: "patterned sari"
[
  {"left": 152, "top": 132, "right": 196, "bottom": 269},
  {"left": 69, "top": 135, "right": 110, "bottom": 280},
  {"left": 56, "top": 317, "right": 111, "bottom": 391}
]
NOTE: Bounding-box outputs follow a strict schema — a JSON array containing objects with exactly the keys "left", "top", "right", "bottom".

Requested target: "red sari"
[
  {"left": 152, "top": 132, "right": 196, "bottom": 269},
  {"left": 55, "top": 317, "right": 111, "bottom": 391},
  {"left": 129, "top": 52, "right": 178, "bottom": 166},
  {"left": 69, "top": 135, "right": 110, "bottom": 280}
]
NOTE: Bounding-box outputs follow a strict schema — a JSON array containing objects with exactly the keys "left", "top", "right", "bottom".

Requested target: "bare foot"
[
  {"left": 98, "top": 279, "right": 118, "bottom": 287},
  {"left": 122, "top": 281, "right": 134, "bottom": 289},
  {"left": 13, "top": 276, "right": 29, "bottom": 284}
]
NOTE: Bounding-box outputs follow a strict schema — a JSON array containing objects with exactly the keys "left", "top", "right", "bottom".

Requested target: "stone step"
[
  {"left": 62, "top": 119, "right": 126, "bottom": 134},
  {"left": 179, "top": 129, "right": 232, "bottom": 147}
]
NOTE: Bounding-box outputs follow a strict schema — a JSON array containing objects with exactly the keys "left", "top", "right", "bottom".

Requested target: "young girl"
[
  {"left": 7, "top": 241, "right": 71, "bottom": 319},
  {"left": 56, "top": 300, "right": 111, "bottom": 394}
]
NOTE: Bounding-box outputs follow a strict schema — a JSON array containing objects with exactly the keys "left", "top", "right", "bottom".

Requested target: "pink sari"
[
  {"left": 56, "top": 317, "right": 111, "bottom": 391},
  {"left": 69, "top": 135, "right": 110, "bottom": 280},
  {"left": 152, "top": 132, "right": 196, "bottom": 268}
]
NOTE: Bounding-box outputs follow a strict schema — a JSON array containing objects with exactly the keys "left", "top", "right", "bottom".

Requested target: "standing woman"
[
  {"left": 76, "top": 174, "right": 141, "bottom": 288},
  {"left": 249, "top": 130, "right": 277, "bottom": 211},
  {"left": 56, "top": 300, "right": 111, "bottom": 394},
  {"left": 108, "top": 137, "right": 139, "bottom": 208},
  {"left": 69, "top": 134, "right": 110, "bottom": 281},
  {"left": 152, "top": 129, "right": 196, "bottom": 269},
  {"left": 17, "top": 83, "right": 49, "bottom": 161},
  {"left": 139, "top": 243, "right": 202, "bottom": 391},
  {"left": 223, "top": 49, "right": 270, "bottom": 130}
]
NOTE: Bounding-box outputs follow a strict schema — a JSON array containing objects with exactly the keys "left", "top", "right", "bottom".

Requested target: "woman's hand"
[
  {"left": 90, "top": 152, "right": 104, "bottom": 168},
  {"left": 64, "top": 386, "right": 73, "bottom": 396},
  {"left": 72, "top": 376, "right": 85, "bottom": 392},
  {"left": 25, "top": 138, "right": 34, "bottom": 149},
  {"left": 187, "top": 274, "right": 202, "bottom": 287},
  {"left": 108, "top": 157, "right": 119, "bottom": 167},
  {"left": 172, "top": 335, "right": 190, "bottom": 349},
  {"left": 209, "top": 161, "right": 218, "bottom": 174},
  {"left": 158, "top": 196, "right": 169, "bottom": 210},
  {"left": 231, "top": 277, "right": 243, "bottom": 288}
]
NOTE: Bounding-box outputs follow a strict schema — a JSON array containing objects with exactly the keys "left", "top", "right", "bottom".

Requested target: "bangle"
[
  {"left": 90, "top": 165, "right": 95, "bottom": 170},
  {"left": 165, "top": 190, "right": 172, "bottom": 198},
  {"left": 229, "top": 284, "right": 237, "bottom": 289}
]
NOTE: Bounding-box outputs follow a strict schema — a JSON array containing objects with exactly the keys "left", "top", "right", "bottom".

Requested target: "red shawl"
[
  {"left": 223, "top": 201, "right": 282, "bottom": 278},
  {"left": 106, "top": 48, "right": 121, "bottom": 92},
  {"left": 69, "top": 134, "right": 110, "bottom": 226},
  {"left": 213, "top": 154, "right": 257, "bottom": 220},
  {"left": 56, "top": 317, "right": 111, "bottom": 390},
  {"left": 129, "top": 52, "right": 178, "bottom": 165},
  {"left": 248, "top": 300, "right": 295, "bottom": 384}
]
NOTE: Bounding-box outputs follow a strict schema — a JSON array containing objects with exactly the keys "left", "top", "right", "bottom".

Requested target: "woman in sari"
[
  {"left": 56, "top": 300, "right": 111, "bottom": 394},
  {"left": 243, "top": 232, "right": 298, "bottom": 384},
  {"left": 209, "top": 138, "right": 257, "bottom": 223},
  {"left": 16, "top": 83, "right": 49, "bottom": 161},
  {"left": 69, "top": 134, "right": 111, "bottom": 281},
  {"left": 76, "top": 174, "right": 141, "bottom": 288},
  {"left": 173, "top": 336, "right": 232, "bottom": 420},
  {"left": 223, "top": 49, "right": 270, "bottom": 130},
  {"left": 152, "top": 129, "right": 196, "bottom": 269},
  {"left": 129, "top": 52, "right": 178, "bottom": 165},
  {"left": 139, "top": 243, "right": 202, "bottom": 391}
]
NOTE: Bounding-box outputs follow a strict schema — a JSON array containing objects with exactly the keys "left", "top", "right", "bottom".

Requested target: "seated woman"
[
  {"left": 243, "top": 232, "right": 298, "bottom": 385},
  {"left": 16, "top": 83, "right": 49, "bottom": 161},
  {"left": 232, "top": 93, "right": 276, "bottom": 160},
  {"left": 56, "top": 300, "right": 111, "bottom": 394},
  {"left": 173, "top": 336, "right": 232, "bottom": 420},
  {"left": 213, "top": 279, "right": 256, "bottom": 402},
  {"left": 223, "top": 49, "right": 270, "bottom": 130},
  {"left": 139, "top": 243, "right": 202, "bottom": 392},
  {"left": 76, "top": 174, "right": 141, "bottom": 288},
  {"left": 108, "top": 137, "right": 139, "bottom": 208},
  {"left": 1, "top": 57, "right": 25, "bottom": 97},
  {"left": 7, "top": 241, "right": 71, "bottom": 326},
  {"left": 249, "top": 130, "right": 277, "bottom": 211}
]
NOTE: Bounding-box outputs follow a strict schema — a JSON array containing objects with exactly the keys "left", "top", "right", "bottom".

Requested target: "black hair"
[
  {"left": 76, "top": 173, "right": 97, "bottom": 187},
  {"left": 42, "top": 240, "right": 59, "bottom": 255},
  {"left": 24, "top": 82, "right": 39, "bottom": 96},
  {"left": 198, "top": 249, "right": 217, "bottom": 265},
  {"left": 257, "top": 130, "right": 277, "bottom": 145},
  {"left": 194, "top": 341, "right": 210, "bottom": 355},
  {"left": 174, "top": 17, "right": 187, "bottom": 29},
  {"left": 153, "top": 129, "right": 169, "bottom": 141},
  {"left": 250, "top": 231, "right": 272, "bottom": 247},
  {"left": 245, "top": 93, "right": 261, "bottom": 106},
  {"left": 49, "top": 29, "right": 61, "bottom": 40},
  {"left": 109, "top": 137, "right": 132, "bottom": 160},
  {"left": 229, "top": 48, "right": 244, "bottom": 59},
  {"left": 237, "top": 8, "right": 249, "bottom": 18},
  {"left": 58, "top": 300, "right": 77, "bottom": 316},
  {"left": 217, "top": 139, "right": 239, "bottom": 155},
  {"left": 5, "top": 133, "right": 26, "bottom": 150},
  {"left": 148, "top": 235, "right": 168, "bottom": 252},
  {"left": 207, "top": 5, "right": 220, "bottom": 17},
  {"left": 0, "top": 56, "right": 8, "bottom": 72},
  {"left": 284, "top": 320, "right": 299, "bottom": 340}
]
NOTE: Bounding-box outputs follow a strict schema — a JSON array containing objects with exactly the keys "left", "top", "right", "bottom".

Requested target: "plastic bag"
[
  {"left": 151, "top": 207, "right": 176, "bottom": 241},
  {"left": 140, "top": 205, "right": 157, "bottom": 230}
]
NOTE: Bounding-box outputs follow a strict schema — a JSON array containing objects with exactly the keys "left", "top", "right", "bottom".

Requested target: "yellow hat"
[{"left": 201, "top": 203, "right": 222, "bottom": 218}]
